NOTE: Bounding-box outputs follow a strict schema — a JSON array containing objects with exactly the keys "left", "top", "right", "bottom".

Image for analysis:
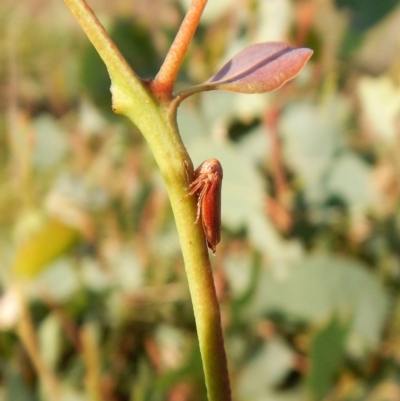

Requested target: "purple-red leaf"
[{"left": 202, "top": 42, "right": 313, "bottom": 94}]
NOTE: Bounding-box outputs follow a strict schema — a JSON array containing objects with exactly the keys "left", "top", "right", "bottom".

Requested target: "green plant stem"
[{"left": 63, "top": 1, "right": 231, "bottom": 400}]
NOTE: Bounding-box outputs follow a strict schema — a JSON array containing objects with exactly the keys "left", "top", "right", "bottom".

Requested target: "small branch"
[
  {"left": 265, "top": 107, "right": 290, "bottom": 203},
  {"left": 63, "top": 0, "right": 147, "bottom": 108},
  {"left": 16, "top": 288, "right": 60, "bottom": 400},
  {"left": 265, "top": 107, "right": 292, "bottom": 233},
  {"left": 45, "top": 295, "right": 82, "bottom": 352},
  {"left": 81, "top": 324, "right": 103, "bottom": 401},
  {"left": 153, "top": 0, "right": 208, "bottom": 96},
  {"left": 266, "top": 196, "right": 292, "bottom": 234}
]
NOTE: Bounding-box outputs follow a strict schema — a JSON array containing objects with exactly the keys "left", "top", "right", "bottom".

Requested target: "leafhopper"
[{"left": 186, "top": 159, "right": 223, "bottom": 254}]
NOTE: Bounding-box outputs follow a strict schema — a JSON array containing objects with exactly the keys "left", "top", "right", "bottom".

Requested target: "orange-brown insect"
[{"left": 186, "top": 159, "right": 223, "bottom": 254}]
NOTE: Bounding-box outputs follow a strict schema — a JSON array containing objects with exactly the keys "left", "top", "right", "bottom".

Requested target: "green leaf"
[
  {"left": 237, "top": 338, "right": 295, "bottom": 400},
  {"left": 306, "top": 316, "right": 351, "bottom": 400},
  {"left": 32, "top": 114, "right": 68, "bottom": 170},
  {"left": 248, "top": 255, "right": 388, "bottom": 349},
  {"left": 280, "top": 98, "right": 347, "bottom": 204},
  {"left": 13, "top": 218, "right": 79, "bottom": 278},
  {"left": 38, "top": 315, "right": 62, "bottom": 369},
  {"left": 335, "top": 0, "right": 399, "bottom": 32},
  {"left": 324, "top": 151, "right": 373, "bottom": 209}
]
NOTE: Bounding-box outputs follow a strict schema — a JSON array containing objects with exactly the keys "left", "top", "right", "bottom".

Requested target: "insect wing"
[{"left": 201, "top": 175, "right": 222, "bottom": 253}]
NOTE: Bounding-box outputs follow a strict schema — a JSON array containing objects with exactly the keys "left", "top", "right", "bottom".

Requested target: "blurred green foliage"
[
  {"left": 1, "top": 0, "right": 400, "bottom": 400},
  {"left": 335, "top": 0, "right": 400, "bottom": 31}
]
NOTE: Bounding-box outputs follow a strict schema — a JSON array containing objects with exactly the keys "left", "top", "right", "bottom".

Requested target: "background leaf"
[
  {"left": 306, "top": 316, "right": 350, "bottom": 401},
  {"left": 246, "top": 255, "right": 388, "bottom": 349},
  {"left": 13, "top": 219, "right": 80, "bottom": 278}
]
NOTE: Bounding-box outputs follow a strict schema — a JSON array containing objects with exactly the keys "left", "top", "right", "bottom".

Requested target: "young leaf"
[
  {"left": 202, "top": 42, "right": 313, "bottom": 94},
  {"left": 13, "top": 219, "right": 80, "bottom": 278}
]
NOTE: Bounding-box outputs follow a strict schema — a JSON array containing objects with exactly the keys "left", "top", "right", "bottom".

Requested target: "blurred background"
[{"left": 1, "top": 0, "right": 400, "bottom": 400}]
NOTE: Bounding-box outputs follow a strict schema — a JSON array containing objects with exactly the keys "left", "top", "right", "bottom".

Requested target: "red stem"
[
  {"left": 152, "top": 0, "right": 208, "bottom": 97},
  {"left": 265, "top": 107, "right": 289, "bottom": 203},
  {"left": 265, "top": 107, "right": 293, "bottom": 233}
]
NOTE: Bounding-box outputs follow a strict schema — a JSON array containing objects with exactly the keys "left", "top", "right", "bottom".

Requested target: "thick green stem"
[{"left": 63, "top": 1, "right": 231, "bottom": 400}]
